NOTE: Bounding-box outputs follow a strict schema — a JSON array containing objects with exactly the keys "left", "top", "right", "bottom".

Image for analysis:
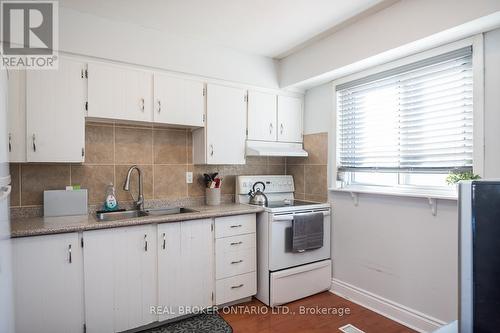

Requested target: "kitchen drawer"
[
  {"left": 215, "top": 214, "right": 256, "bottom": 238},
  {"left": 216, "top": 247, "right": 256, "bottom": 279},
  {"left": 216, "top": 272, "right": 256, "bottom": 305},
  {"left": 216, "top": 233, "right": 256, "bottom": 254}
]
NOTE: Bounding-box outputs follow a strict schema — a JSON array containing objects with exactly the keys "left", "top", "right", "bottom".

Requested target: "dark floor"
[{"left": 221, "top": 292, "right": 416, "bottom": 333}]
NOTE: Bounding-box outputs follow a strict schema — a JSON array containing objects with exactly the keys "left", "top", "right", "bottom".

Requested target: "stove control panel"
[{"left": 236, "top": 175, "right": 295, "bottom": 194}]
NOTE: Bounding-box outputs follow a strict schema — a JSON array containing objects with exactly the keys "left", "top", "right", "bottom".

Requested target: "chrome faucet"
[{"left": 123, "top": 165, "right": 144, "bottom": 211}]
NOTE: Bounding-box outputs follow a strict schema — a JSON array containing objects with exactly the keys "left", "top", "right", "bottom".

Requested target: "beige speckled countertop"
[{"left": 10, "top": 203, "right": 264, "bottom": 238}]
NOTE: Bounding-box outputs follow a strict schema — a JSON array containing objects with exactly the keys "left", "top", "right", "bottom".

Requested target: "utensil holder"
[{"left": 206, "top": 188, "right": 221, "bottom": 206}]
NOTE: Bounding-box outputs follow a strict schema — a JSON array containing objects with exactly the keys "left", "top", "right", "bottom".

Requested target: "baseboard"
[{"left": 330, "top": 278, "right": 447, "bottom": 333}]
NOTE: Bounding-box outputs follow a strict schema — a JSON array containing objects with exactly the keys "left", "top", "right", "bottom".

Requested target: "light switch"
[{"left": 186, "top": 171, "right": 193, "bottom": 184}]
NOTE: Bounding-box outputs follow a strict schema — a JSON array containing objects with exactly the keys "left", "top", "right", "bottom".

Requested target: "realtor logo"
[{"left": 1, "top": 1, "right": 58, "bottom": 69}]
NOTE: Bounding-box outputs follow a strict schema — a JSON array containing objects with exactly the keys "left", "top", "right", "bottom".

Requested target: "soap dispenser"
[{"left": 103, "top": 183, "right": 119, "bottom": 211}]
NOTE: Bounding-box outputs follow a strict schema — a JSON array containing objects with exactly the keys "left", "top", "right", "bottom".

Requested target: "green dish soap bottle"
[{"left": 103, "top": 183, "right": 119, "bottom": 211}]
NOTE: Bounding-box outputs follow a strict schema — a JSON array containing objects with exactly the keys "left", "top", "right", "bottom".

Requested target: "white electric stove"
[{"left": 236, "top": 175, "right": 332, "bottom": 307}]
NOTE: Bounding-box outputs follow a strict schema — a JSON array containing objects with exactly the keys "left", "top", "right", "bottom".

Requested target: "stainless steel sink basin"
[
  {"left": 96, "top": 209, "right": 149, "bottom": 222},
  {"left": 145, "top": 207, "right": 198, "bottom": 216},
  {"left": 96, "top": 207, "right": 198, "bottom": 222}
]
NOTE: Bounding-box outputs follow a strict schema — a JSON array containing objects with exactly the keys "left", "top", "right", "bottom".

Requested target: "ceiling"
[{"left": 58, "top": 0, "right": 389, "bottom": 59}]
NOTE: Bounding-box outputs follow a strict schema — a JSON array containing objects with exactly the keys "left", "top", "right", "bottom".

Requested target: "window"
[{"left": 336, "top": 46, "right": 473, "bottom": 192}]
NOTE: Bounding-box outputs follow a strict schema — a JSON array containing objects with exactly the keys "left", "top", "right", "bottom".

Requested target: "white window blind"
[{"left": 336, "top": 46, "right": 473, "bottom": 173}]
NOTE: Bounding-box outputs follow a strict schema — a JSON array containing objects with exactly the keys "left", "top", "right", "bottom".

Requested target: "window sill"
[{"left": 329, "top": 185, "right": 458, "bottom": 201}]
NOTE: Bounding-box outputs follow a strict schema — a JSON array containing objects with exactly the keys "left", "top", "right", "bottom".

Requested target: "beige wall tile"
[
  {"left": 246, "top": 156, "right": 268, "bottom": 165},
  {"left": 21, "top": 164, "right": 71, "bottom": 206},
  {"left": 188, "top": 164, "right": 205, "bottom": 198},
  {"left": 153, "top": 129, "right": 187, "bottom": 164},
  {"left": 187, "top": 131, "right": 193, "bottom": 164},
  {"left": 154, "top": 165, "right": 187, "bottom": 199},
  {"left": 9, "top": 164, "right": 20, "bottom": 207},
  {"left": 286, "top": 156, "right": 307, "bottom": 165},
  {"left": 115, "top": 126, "right": 153, "bottom": 164},
  {"left": 71, "top": 165, "right": 114, "bottom": 205},
  {"left": 305, "top": 193, "right": 328, "bottom": 203},
  {"left": 294, "top": 193, "right": 305, "bottom": 200},
  {"left": 115, "top": 165, "right": 153, "bottom": 202},
  {"left": 267, "top": 164, "right": 286, "bottom": 175},
  {"left": 85, "top": 124, "right": 114, "bottom": 164},
  {"left": 287, "top": 164, "right": 305, "bottom": 194},
  {"left": 303, "top": 133, "right": 328, "bottom": 165},
  {"left": 304, "top": 165, "right": 327, "bottom": 197},
  {"left": 268, "top": 157, "right": 286, "bottom": 165}
]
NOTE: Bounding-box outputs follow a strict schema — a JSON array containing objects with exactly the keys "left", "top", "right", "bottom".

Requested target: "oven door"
[{"left": 269, "top": 209, "right": 331, "bottom": 271}]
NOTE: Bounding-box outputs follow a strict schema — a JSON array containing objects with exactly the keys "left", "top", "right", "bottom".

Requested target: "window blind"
[{"left": 336, "top": 46, "right": 473, "bottom": 173}]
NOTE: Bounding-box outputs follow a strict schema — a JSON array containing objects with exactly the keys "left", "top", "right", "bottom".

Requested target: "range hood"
[{"left": 246, "top": 140, "right": 308, "bottom": 157}]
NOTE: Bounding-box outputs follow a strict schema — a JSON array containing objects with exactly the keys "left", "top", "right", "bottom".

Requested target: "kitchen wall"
[
  {"left": 9, "top": 122, "right": 286, "bottom": 215},
  {"left": 59, "top": 7, "right": 278, "bottom": 89},
  {"left": 279, "top": 0, "right": 500, "bottom": 87},
  {"left": 300, "top": 27, "right": 500, "bottom": 326},
  {"left": 286, "top": 133, "right": 328, "bottom": 203}
]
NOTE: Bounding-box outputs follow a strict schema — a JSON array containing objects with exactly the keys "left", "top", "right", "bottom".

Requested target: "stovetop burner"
[{"left": 266, "top": 199, "right": 319, "bottom": 208}]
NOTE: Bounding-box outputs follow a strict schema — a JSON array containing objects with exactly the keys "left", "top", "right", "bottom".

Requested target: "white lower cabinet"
[
  {"left": 214, "top": 214, "right": 257, "bottom": 305},
  {"left": 83, "top": 225, "right": 157, "bottom": 333},
  {"left": 12, "top": 233, "right": 84, "bottom": 333},
  {"left": 157, "top": 219, "right": 213, "bottom": 321},
  {"left": 12, "top": 213, "right": 256, "bottom": 332}
]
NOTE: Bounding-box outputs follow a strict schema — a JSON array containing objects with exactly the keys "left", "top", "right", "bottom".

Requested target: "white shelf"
[{"left": 329, "top": 186, "right": 458, "bottom": 201}]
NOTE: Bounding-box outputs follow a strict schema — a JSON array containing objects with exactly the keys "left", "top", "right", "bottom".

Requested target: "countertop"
[{"left": 10, "top": 203, "right": 264, "bottom": 238}]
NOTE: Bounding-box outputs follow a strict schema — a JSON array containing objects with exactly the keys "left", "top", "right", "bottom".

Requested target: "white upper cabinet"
[
  {"left": 7, "top": 69, "right": 26, "bottom": 162},
  {"left": 12, "top": 233, "right": 84, "bottom": 333},
  {"left": 26, "top": 58, "right": 86, "bottom": 162},
  {"left": 247, "top": 91, "right": 277, "bottom": 142},
  {"left": 83, "top": 225, "right": 157, "bottom": 333},
  {"left": 193, "top": 84, "right": 247, "bottom": 164},
  {"left": 153, "top": 74, "right": 205, "bottom": 127},
  {"left": 87, "top": 62, "right": 153, "bottom": 123},
  {"left": 277, "top": 95, "right": 303, "bottom": 143}
]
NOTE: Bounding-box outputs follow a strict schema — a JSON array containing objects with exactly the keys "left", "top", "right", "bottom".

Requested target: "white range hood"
[{"left": 246, "top": 140, "right": 308, "bottom": 157}]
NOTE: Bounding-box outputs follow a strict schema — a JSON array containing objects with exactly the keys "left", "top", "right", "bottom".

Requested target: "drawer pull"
[
  {"left": 230, "top": 241, "right": 243, "bottom": 246},
  {"left": 231, "top": 284, "right": 244, "bottom": 289},
  {"left": 230, "top": 224, "right": 242, "bottom": 228},
  {"left": 231, "top": 259, "right": 243, "bottom": 264}
]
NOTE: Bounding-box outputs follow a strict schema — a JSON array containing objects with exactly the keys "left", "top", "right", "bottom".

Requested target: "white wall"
[
  {"left": 304, "top": 27, "right": 500, "bottom": 327},
  {"left": 59, "top": 8, "right": 278, "bottom": 89},
  {"left": 484, "top": 28, "right": 500, "bottom": 178},
  {"left": 303, "top": 82, "right": 333, "bottom": 135},
  {"left": 280, "top": 0, "right": 500, "bottom": 87}
]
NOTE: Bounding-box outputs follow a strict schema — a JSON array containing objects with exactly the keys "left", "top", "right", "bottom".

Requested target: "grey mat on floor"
[{"left": 139, "top": 313, "right": 232, "bottom": 333}]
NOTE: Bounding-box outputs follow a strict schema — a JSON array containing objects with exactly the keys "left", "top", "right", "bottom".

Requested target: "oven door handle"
[{"left": 273, "top": 210, "right": 330, "bottom": 222}]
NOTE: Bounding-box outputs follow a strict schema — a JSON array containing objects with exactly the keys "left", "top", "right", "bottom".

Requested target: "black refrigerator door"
[{"left": 472, "top": 181, "right": 500, "bottom": 332}]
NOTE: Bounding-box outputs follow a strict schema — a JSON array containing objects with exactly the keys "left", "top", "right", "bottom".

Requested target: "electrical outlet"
[{"left": 186, "top": 171, "right": 193, "bottom": 184}]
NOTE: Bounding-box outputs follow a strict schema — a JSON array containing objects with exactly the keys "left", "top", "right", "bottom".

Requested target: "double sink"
[{"left": 96, "top": 207, "right": 199, "bottom": 222}]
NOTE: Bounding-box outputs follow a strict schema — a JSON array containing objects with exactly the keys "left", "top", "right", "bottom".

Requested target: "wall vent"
[{"left": 339, "top": 324, "right": 365, "bottom": 333}]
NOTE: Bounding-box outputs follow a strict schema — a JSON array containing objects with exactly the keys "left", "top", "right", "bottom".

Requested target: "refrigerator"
[
  {"left": 459, "top": 181, "right": 500, "bottom": 333},
  {"left": 0, "top": 67, "right": 15, "bottom": 333}
]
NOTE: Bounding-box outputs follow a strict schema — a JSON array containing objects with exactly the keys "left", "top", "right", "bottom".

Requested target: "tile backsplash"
[
  {"left": 9, "top": 122, "right": 287, "bottom": 214},
  {"left": 286, "top": 132, "right": 328, "bottom": 203}
]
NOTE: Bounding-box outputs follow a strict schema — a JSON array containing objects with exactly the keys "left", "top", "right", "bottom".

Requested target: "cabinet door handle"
[
  {"left": 8, "top": 133, "right": 12, "bottom": 153},
  {"left": 162, "top": 232, "right": 166, "bottom": 250},
  {"left": 68, "top": 244, "right": 72, "bottom": 264},
  {"left": 230, "top": 224, "right": 242, "bottom": 228},
  {"left": 230, "top": 241, "right": 243, "bottom": 246},
  {"left": 157, "top": 100, "right": 161, "bottom": 113},
  {"left": 269, "top": 123, "right": 273, "bottom": 135},
  {"left": 231, "top": 284, "right": 244, "bottom": 289},
  {"left": 209, "top": 144, "right": 214, "bottom": 157},
  {"left": 231, "top": 259, "right": 243, "bottom": 264},
  {"left": 32, "top": 134, "right": 36, "bottom": 152},
  {"left": 280, "top": 123, "right": 284, "bottom": 135},
  {"left": 140, "top": 98, "right": 145, "bottom": 112},
  {"left": 144, "top": 234, "right": 148, "bottom": 252}
]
